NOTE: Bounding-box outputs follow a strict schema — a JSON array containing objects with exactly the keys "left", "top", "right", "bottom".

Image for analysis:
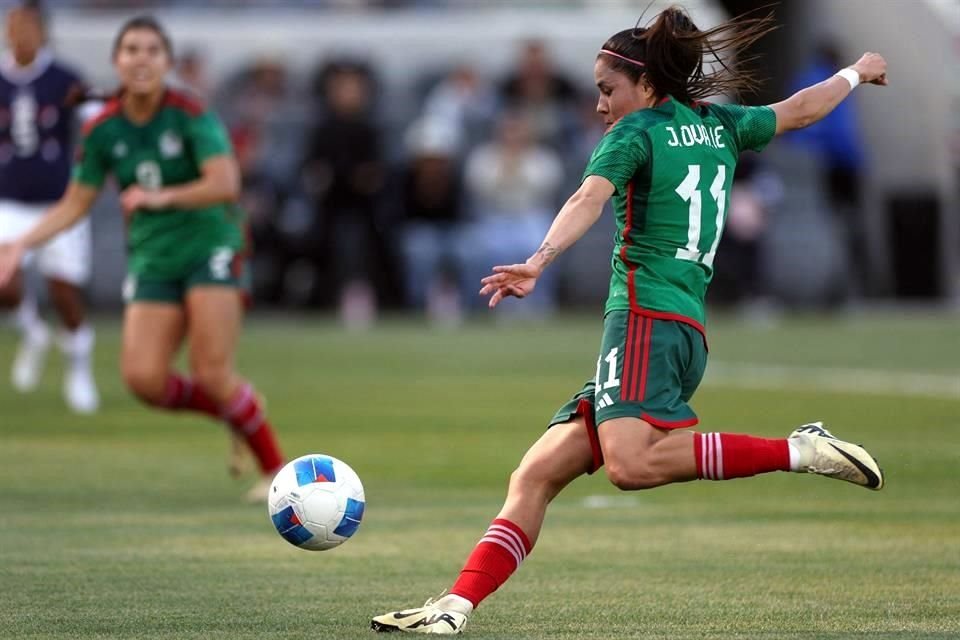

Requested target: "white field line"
[{"left": 704, "top": 362, "right": 960, "bottom": 400}]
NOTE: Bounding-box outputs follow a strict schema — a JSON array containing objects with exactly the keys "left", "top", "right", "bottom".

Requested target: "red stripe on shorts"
[
  {"left": 620, "top": 313, "right": 636, "bottom": 401},
  {"left": 637, "top": 317, "right": 654, "bottom": 402},
  {"left": 628, "top": 314, "right": 646, "bottom": 401}
]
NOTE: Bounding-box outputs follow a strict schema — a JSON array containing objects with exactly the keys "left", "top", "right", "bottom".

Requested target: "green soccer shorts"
[
  {"left": 548, "top": 310, "right": 708, "bottom": 473},
  {"left": 123, "top": 247, "right": 250, "bottom": 304}
]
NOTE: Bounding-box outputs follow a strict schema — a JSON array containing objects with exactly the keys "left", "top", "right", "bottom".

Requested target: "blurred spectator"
[
  {"left": 462, "top": 111, "right": 563, "bottom": 315},
  {"left": 398, "top": 116, "right": 467, "bottom": 325},
  {"left": 499, "top": 39, "right": 582, "bottom": 150},
  {"left": 784, "top": 41, "right": 867, "bottom": 298},
  {"left": 421, "top": 64, "right": 497, "bottom": 155},
  {"left": 172, "top": 48, "right": 210, "bottom": 99},
  {"left": 302, "top": 58, "right": 386, "bottom": 327},
  {"left": 709, "top": 155, "right": 783, "bottom": 314}
]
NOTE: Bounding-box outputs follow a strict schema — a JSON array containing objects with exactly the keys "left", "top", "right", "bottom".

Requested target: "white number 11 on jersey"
[{"left": 674, "top": 164, "right": 727, "bottom": 268}]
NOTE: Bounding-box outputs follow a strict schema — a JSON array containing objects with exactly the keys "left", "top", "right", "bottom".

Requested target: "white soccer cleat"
[
  {"left": 11, "top": 324, "right": 50, "bottom": 392},
  {"left": 245, "top": 476, "right": 272, "bottom": 504},
  {"left": 371, "top": 595, "right": 470, "bottom": 634},
  {"left": 228, "top": 432, "right": 253, "bottom": 478},
  {"left": 789, "top": 422, "right": 883, "bottom": 490},
  {"left": 64, "top": 364, "right": 99, "bottom": 414}
]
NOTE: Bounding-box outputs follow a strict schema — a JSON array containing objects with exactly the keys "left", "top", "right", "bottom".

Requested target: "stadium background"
[
  {"left": 14, "top": 0, "right": 960, "bottom": 315},
  {"left": 2, "top": 2, "right": 959, "bottom": 639}
]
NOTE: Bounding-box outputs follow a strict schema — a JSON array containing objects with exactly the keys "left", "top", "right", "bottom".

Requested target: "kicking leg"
[
  {"left": 599, "top": 417, "right": 882, "bottom": 491},
  {"left": 371, "top": 418, "right": 594, "bottom": 634}
]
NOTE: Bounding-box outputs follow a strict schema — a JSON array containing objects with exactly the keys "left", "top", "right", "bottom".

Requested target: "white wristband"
[{"left": 834, "top": 68, "right": 860, "bottom": 90}]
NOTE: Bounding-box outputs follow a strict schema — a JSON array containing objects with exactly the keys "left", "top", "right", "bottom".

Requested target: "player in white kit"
[{"left": 0, "top": 3, "right": 100, "bottom": 413}]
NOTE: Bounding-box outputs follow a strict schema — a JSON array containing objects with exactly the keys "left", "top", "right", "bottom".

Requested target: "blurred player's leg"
[
  {"left": 121, "top": 302, "right": 187, "bottom": 405},
  {"left": 185, "top": 286, "right": 284, "bottom": 500},
  {"left": 38, "top": 217, "right": 99, "bottom": 413},
  {"left": 8, "top": 279, "right": 51, "bottom": 393},
  {"left": 0, "top": 202, "right": 50, "bottom": 393},
  {"left": 371, "top": 419, "right": 593, "bottom": 633},
  {"left": 47, "top": 279, "right": 97, "bottom": 413}
]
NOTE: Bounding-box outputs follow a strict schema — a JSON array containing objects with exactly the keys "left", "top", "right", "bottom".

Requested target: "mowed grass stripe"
[{"left": 0, "top": 314, "right": 957, "bottom": 638}]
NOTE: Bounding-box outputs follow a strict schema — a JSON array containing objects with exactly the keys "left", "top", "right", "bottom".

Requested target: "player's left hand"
[
  {"left": 120, "top": 186, "right": 172, "bottom": 216},
  {"left": 479, "top": 262, "right": 541, "bottom": 308},
  {"left": 0, "top": 242, "right": 25, "bottom": 287}
]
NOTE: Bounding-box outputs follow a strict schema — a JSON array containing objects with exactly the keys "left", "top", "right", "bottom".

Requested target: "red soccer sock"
[
  {"left": 695, "top": 432, "right": 790, "bottom": 480},
  {"left": 160, "top": 374, "right": 220, "bottom": 418},
  {"left": 450, "top": 518, "right": 533, "bottom": 608},
  {"left": 223, "top": 383, "right": 284, "bottom": 474}
]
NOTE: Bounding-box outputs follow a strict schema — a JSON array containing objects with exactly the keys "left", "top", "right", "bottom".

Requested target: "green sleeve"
[
  {"left": 187, "top": 110, "right": 233, "bottom": 164},
  {"left": 714, "top": 104, "right": 777, "bottom": 153},
  {"left": 72, "top": 128, "right": 109, "bottom": 188},
  {"left": 582, "top": 120, "right": 650, "bottom": 194}
]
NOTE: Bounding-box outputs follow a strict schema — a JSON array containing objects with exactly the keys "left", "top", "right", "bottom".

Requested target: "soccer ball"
[{"left": 268, "top": 454, "right": 365, "bottom": 551}]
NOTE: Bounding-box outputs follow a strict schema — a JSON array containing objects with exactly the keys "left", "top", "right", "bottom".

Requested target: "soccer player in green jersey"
[
  {"left": 372, "top": 6, "right": 888, "bottom": 634},
  {"left": 0, "top": 16, "right": 284, "bottom": 502}
]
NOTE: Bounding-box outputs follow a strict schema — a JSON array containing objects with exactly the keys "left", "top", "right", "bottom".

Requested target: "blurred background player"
[
  {"left": 0, "top": 15, "right": 284, "bottom": 502},
  {"left": 372, "top": 6, "right": 887, "bottom": 633},
  {"left": 0, "top": 1, "right": 100, "bottom": 413}
]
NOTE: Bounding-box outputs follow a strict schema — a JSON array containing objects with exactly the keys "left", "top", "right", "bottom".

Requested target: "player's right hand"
[
  {"left": 479, "top": 262, "right": 541, "bottom": 308},
  {"left": 0, "top": 242, "right": 25, "bottom": 287},
  {"left": 851, "top": 52, "right": 888, "bottom": 86}
]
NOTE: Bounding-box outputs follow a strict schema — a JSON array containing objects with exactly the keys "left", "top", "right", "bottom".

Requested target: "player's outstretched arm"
[
  {"left": 0, "top": 181, "right": 99, "bottom": 286},
  {"left": 119, "top": 155, "right": 240, "bottom": 215},
  {"left": 770, "top": 52, "right": 887, "bottom": 135},
  {"left": 479, "top": 175, "right": 614, "bottom": 308}
]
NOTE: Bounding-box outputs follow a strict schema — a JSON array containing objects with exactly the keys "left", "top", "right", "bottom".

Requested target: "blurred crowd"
[
  {"left": 160, "top": 37, "right": 868, "bottom": 325},
  {"left": 177, "top": 40, "right": 598, "bottom": 326},
  {"left": 30, "top": 1, "right": 640, "bottom": 10}
]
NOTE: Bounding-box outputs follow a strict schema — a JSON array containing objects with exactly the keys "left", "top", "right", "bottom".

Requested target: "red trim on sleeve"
[
  {"left": 163, "top": 88, "right": 205, "bottom": 116},
  {"left": 81, "top": 97, "right": 122, "bottom": 136}
]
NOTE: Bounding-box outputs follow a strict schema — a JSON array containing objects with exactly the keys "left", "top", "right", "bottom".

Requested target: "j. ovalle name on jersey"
[{"left": 665, "top": 124, "right": 726, "bottom": 149}]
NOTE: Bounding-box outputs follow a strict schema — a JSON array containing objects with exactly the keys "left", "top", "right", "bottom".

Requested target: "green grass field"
[{"left": 1, "top": 311, "right": 958, "bottom": 639}]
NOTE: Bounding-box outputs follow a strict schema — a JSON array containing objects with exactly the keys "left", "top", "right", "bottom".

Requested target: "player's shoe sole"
[
  {"left": 789, "top": 422, "right": 884, "bottom": 490},
  {"left": 371, "top": 598, "right": 468, "bottom": 634}
]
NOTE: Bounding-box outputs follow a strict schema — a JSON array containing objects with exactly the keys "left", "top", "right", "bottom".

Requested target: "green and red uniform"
[
  {"left": 550, "top": 97, "right": 776, "bottom": 466},
  {"left": 73, "top": 89, "right": 246, "bottom": 302}
]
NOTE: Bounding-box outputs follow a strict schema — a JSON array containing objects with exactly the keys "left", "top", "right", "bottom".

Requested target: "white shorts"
[{"left": 0, "top": 199, "right": 91, "bottom": 285}]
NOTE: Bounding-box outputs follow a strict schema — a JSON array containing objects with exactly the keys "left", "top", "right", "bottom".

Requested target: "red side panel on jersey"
[{"left": 621, "top": 168, "right": 709, "bottom": 343}]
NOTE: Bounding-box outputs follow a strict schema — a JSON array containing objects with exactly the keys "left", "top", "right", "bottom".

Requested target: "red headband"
[{"left": 599, "top": 49, "right": 646, "bottom": 68}]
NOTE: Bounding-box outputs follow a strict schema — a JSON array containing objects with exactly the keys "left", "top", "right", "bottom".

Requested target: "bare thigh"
[
  {"left": 186, "top": 287, "right": 244, "bottom": 403},
  {"left": 121, "top": 302, "right": 186, "bottom": 402},
  {"left": 499, "top": 418, "right": 595, "bottom": 545},
  {"left": 598, "top": 416, "right": 696, "bottom": 490}
]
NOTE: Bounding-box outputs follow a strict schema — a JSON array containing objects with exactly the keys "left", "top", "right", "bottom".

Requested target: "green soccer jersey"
[
  {"left": 73, "top": 89, "right": 244, "bottom": 279},
  {"left": 583, "top": 96, "right": 776, "bottom": 333}
]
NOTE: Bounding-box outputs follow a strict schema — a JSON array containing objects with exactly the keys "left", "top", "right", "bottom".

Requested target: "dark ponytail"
[{"left": 600, "top": 5, "right": 777, "bottom": 103}]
